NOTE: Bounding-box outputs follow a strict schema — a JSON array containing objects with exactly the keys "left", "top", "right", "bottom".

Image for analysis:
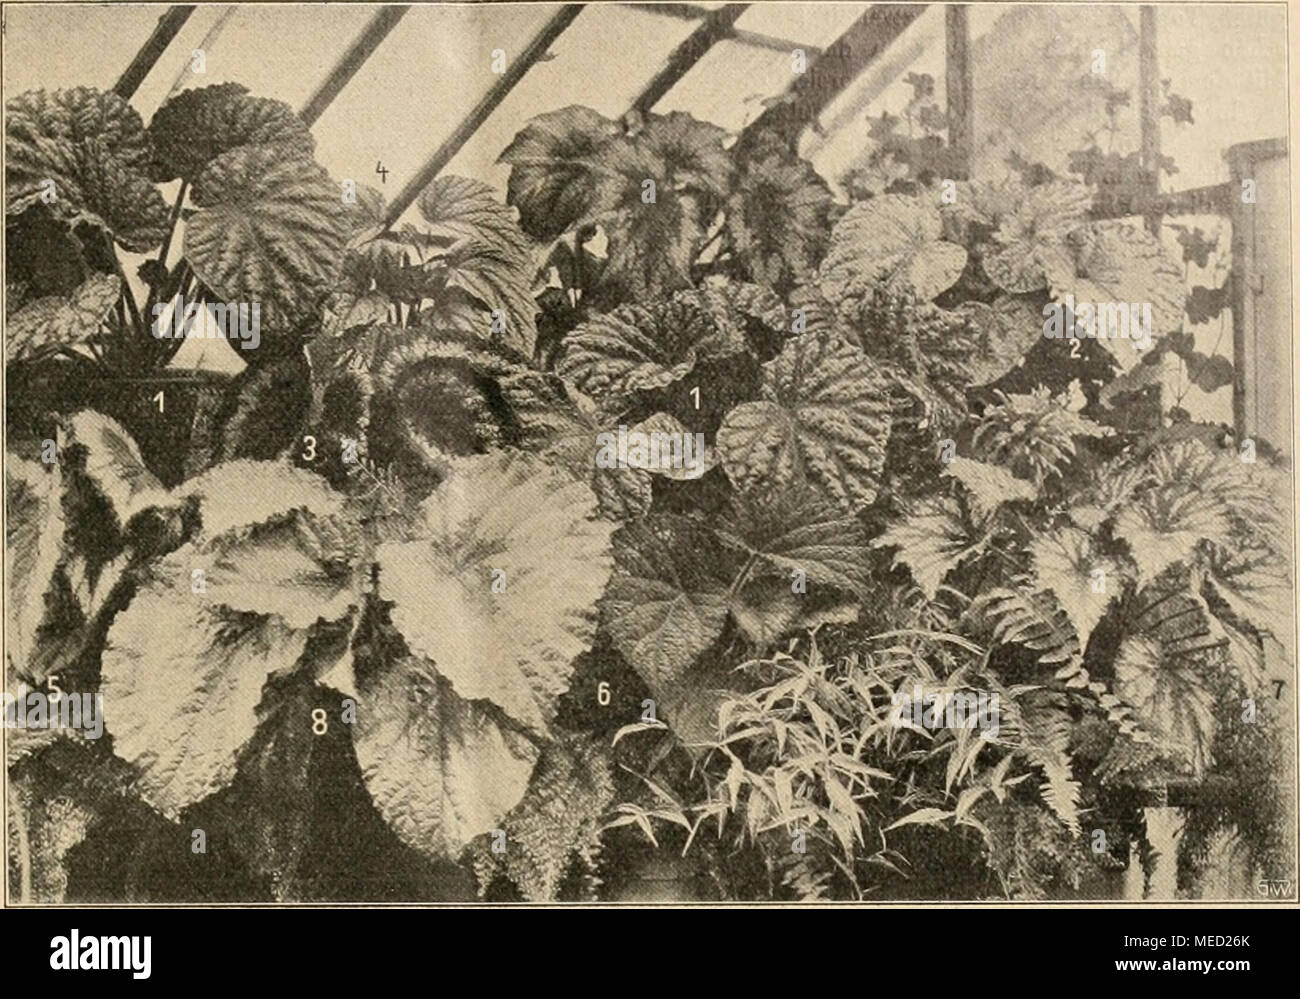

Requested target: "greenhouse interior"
[{"left": 3, "top": 1, "right": 1295, "bottom": 904}]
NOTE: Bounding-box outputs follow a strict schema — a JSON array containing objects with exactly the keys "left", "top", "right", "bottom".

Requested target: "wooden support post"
[
  {"left": 381, "top": 5, "right": 586, "bottom": 230},
  {"left": 113, "top": 6, "right": 196, "bottom": 100},
  {"left": 1228, "top": 151, "right": 1257, "bottom": 444},
  {"left": 299, "top": 6, "right": 411, "bottom": 127},
  {"left": 1225, "top": 138, "right": 1288, "bottom": 451},
  {"left": 1144, "top": 806, "right": 1181, "bottom": 898},
  {"left": 945, "top": 5, "right": 973, "bottom": 180},
  {"left": 630, "top": 4, "right": 749, "bottom": 115},
  {"left": 1138, "top": 6, "right": 1161, "bottom": 235}
]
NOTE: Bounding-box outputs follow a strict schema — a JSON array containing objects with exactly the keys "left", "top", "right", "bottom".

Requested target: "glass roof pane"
[
  {"left": 311, "top": 2, "right": 563, "bottom": 208},
  {"left": 969, "top": 4, "right": 1141, "bottom": 177},
  {"left": 734, "top": 3, "right": 871, "bottom": 49},
  {"left": 440, "top": 5, "right": 698, "bottom": 198},
  {"left": 801, "top": 5, "right": 944, "bottom": 179},
  {"left": 3, "top": 4, "right": 165, "bottom": 95},
  {"left": 1158, "top": 4, "right": 1287, "bottom": 188},
  {"left": 652, "top": 38, "right": 798, "bottom": 132},
  {"left": 135, "top": 4, "right": 378, "bottom": 119}
]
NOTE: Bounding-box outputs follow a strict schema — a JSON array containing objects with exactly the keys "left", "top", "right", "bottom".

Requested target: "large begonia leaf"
[
  {"left": 375, "top": 452, "right": 614, "bottom": 734},
  {"left": 353, "top": 640, "right": 539, "bottom": 860},
  {"left": 601, "top": 515, "right": 738, "bottom": 695},
  {"left": 1042, "top": 219, "right": 1185, "bottom": 367},
  {"left": 5, "top": 87, "right": 167, "bottom": 250},
  {"left": 717, "top": 334, "right": 892, "bottom": 511},
  {"left": 556, "top": 300, "right": 721, "bottom": 400},
  {"left": 184, "top": 145, "right": 349, "bottom": 317},
  {"left": 1113, "top": 636, "right": 1216, "bottom": 776},
  {"left": 873, "top": 496, "right": 983, "bottom": 601},
  {"left": 418, "top": 175, "right": 538, "bottom": 358},
  {"left": 5, "top": 458, "right": 64, "bottom": 681},
  {"left": 498, "top": 105, "right": 622, "bottom": 240},
  {"left": 5, "top": 273, "right": 120, "bottom": 363},
  {"left": 819, "top": 194, "right": 966, "bottom": 303},
  {"left": 101, "top": 568, "right": 309, "bottom": 819},
  {"left": 146, "top": 82, "right": 314, "bottom": 183}
]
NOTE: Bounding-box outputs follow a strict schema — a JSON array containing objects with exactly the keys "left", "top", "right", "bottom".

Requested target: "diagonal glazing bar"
[
  {"left": 738, "top": 3, "right": 927, "bottom": 147},
  {"left": 299, "top": 6, "right": 411, "bottom": 127},
  {"left": 630, "top": 3, "right": 748, "bottom": 113},
  {"left": 113, "top": 5, "right": 196, "bottom": 99},
  {"left": 627, "top": 3, "right": 821, "bottom": 55},
  {"left": 381, "top": 4, "right": 585, "bottom": 229},
  {"left": 628, "top": 2, "right": 716, "bottom": 20}
]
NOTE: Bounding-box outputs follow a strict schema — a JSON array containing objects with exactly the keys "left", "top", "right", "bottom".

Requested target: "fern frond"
[
  {"left": 1038, "top": 777, "right": 1081, "bottom": 835},
  {"left": 977, "top": 798, "right": 1085, "bottom": 899},
  {"left": 972, "top": 587, "right": 1082, "bottom": 675},
  {"left": 1018, "top": 693, "right": 1081, "bottom": 833},
  {"left": 778, "top": 849, "right": 834, "bottom": 900},
  {"left": 1085, "top": 680, "right": 1153, "bottom": 744}
]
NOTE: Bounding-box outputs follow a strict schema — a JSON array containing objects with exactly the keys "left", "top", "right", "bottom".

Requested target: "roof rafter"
[
  {"left": 626, "top": 3, "right": 819, "bottom": 57},
  {"left": 299, "top": 6, "right": 411, "bottom": 127},
  {"left": 113, "top": 5, "right": 196, "bottom": 99},
  {"left": 738, "top": 4, "right": 927, "bottom": 149},
  {"left": 630, "top": 3, "right": 749, "bottom": 115}
]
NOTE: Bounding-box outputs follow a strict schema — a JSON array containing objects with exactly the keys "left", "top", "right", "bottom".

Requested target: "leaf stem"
[
  {"left": 727, "top": 552, "right": 761, "bottom": 601},
  {"left": 146, "top": 179, "right": 190, "bottom": 319},
  {"left": 103, "top": 229, "right": 145, "bottom": 336}
]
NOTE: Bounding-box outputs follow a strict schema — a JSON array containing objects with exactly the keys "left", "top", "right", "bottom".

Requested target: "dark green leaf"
[
  {"left": 602, "top": 515, "right": 739, "bottom": 693},
  {"left": 5, "top": 273, "right": 119, "bottom": 362},
  {"left": 146, "top": 83, "right": 314, "bottom": 183},
  {"left": 185, "top": 146, "right": 349, "bottom": 317},
  {"left": 717, "top": 334, "right": 893, "bottom": 511},
  {"left": 498, "top": 105, "right": 621, "bottom": 240},
  {"left": 6, "top": 87, "right": 167, "bottom": 250}
]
